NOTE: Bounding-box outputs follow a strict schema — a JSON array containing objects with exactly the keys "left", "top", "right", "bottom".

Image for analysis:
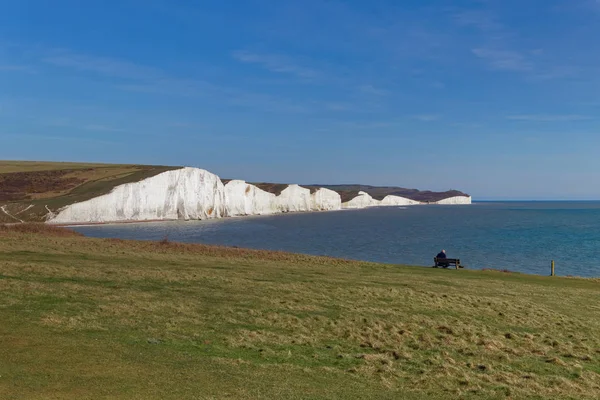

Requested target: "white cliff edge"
[
  {"left": 50, "top": 169, "right": 343, "bottom": 224},
  {"left": 434, "top": 196, "right": 472, "bottom": 205},
  {"left": 224, "top": 181, "right": 342, "bottom": 216},
  {"left": 224, "top": 180, "right": 277, "bottom": 216},
  {"left": 50, "top": 167, "right": 227, "bottom": 224},
  {"left": 342, "top": 193, "right": 471, "bottom": 209},
  {"left": 275, "top": 184, "right": 313, "bottom": 213},
  {"left": 380, "top": 195, "right": 421, "bottom": 206},
  {"left": 311, "top": 188, "right": 342, "bottom": 211},
  {"left": 342, "top": 191, "right": 381, "bottom": 209}
]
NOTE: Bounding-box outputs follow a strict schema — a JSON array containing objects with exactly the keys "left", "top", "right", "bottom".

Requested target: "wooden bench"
[{"left": 433, "top": 257, "right": 463, "bottom": 269}]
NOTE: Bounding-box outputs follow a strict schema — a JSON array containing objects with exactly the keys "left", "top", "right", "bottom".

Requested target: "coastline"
[
  {"left": 3, "top": 222, "right": 599, "bottom": 281},
  {"left": 64, "top": 201, "right": 600, "bottom": 278},
  {"left": 49, "top": 202, "right": 474, "bottom": 227}
]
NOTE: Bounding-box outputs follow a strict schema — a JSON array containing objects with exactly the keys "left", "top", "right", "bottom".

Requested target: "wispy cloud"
[
  {"left": 121, "top": 79, "right": 309, "bottom": 113},
  {"left": 529, "top": 65, "right": 581, "bottom": 81},
  {"left": 358, "top": 84, "right": 388, "bottom": 95},
  {"left": 507, "top": 114, "right": 592, "bottom": 122},
  {"left": 43, "top": 52, "right": 161, "bottom": 80},
  {"left": 43, "top": 118, "right": 127, "bottom": 132},
  {"left": 472, "top": 48, "right": 533, "bottom": 72},
  {"left": 40, "top": 50, "right": 311, "bottom": 114},
  {"left": 117, "top": 78, "right": 216, "bottom": 97},
  {"left": 413, "top": 114, "right": 441, "bottom": 122},
  {"left": 83, "top": 124, "right": 127, "bottom": 132},
  {"left": 168, "top": 122, "right": 204, "bottom": 129},
  {"left": 451, "top": 122, "right": 484, "bottom": 129},
  {"left": 461, "top": 8, "right": 580, "bottom": 82},
  {"left": 231, "top": 50, "right": 319, "bottom": 79},
  {"left": 338, "top": 120, "right": 402, "bottom": 130},
  {"left": 0, "top": 64, "right": 36, "bottom": 74},
  {"left": 324, "top": 102, "right": 353, "bottom": 111},
  {"left": 453, "top": 10, "right": 504, "bottom": 32}
]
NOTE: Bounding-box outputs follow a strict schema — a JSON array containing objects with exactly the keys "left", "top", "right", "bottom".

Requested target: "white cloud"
[
  {"left": 472, "top": 48, "right": 533, "bottom": 72},
  {"left": 232, "top": 50, "right": 319, "bottom": 79}
]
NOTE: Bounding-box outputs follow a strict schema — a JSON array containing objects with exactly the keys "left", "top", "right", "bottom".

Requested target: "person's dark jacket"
[{"left": 436, "top": 252, "right": 447, "bottom": 259}]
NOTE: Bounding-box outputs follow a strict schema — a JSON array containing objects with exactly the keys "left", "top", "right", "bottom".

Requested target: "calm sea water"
[{"left": 72, "top": 202, "right": 600, "bottom": 277}]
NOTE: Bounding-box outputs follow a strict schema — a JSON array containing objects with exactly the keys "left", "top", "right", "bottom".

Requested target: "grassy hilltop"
[{"left": 1, "top": 225, "right": 599, "bottom": 399}]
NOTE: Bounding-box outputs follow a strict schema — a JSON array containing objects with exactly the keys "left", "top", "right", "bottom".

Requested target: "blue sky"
[{"left": 1, "top": 0, "right": 599, "bottom": 200}]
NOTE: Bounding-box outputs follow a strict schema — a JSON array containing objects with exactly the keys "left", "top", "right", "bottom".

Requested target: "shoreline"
[{"left": 3, "top": 222, "right": 599, "bottom": 280}]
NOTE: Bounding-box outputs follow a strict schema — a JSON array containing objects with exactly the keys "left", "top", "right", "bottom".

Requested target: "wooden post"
[
  {"left": 551, "top": 260, "right": 555, "bottom": 276},
  {"left": 456, "top": 259, "right": 459, "bottom": 270}
]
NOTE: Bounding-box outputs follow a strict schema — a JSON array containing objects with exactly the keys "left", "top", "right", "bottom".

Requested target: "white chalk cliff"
[
  {"left": 224, "top": 180, "right": 277, "bottom": 216},
  {"left": 311, "top": 188, "right": 342, "bottom": 211},
  {"left": 50, "top": 168, "right": 343, "bottom": 224},
  {"left": 274, "top": 185, "right": 313, "bottom": 213},
  {"left": 434, "top": 196, "right": 472, "bottom": 205},
  {"left": 342, "top": 191, "right": 381, "bottom": 209},
  {"left": 223, "top": 181, "right": 342, "bottom": 216},
  {"left": 380, "top": 195, "right": 421, "bottom": 206},
  {"left": 48, "top": 167, "right": 470, "bottom": 224},
  {"left": 50, "top": 167, "right": 226, "bottom": 224}
]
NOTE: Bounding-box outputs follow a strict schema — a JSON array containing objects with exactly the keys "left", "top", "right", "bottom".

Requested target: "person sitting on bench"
[{"left": 436, "top": 249, "right": 449, "bottom": 268}]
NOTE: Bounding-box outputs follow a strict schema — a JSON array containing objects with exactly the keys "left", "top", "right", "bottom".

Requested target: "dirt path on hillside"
[
  {"left": 1, "top": 205, "right": 23, "bottom": 223},
  {"left": 14, "top": 205, "right": 33, "bottom": 215}
]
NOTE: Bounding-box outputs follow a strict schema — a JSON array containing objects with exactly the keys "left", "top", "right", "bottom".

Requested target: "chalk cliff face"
[
  {"left": 434, "top": 196, "right": 472, "bottom": 205},
  {"left": 48, "top": 167, "right": 469, "bottom": 224},
  {"left": 224, "top": 180, "right": 277, "bottom": 216},
  {"left": 380, "top": 195, "right": 421, "bottom": 206},
  {"left": 275, "top": 185, "right": 313, "bottom": 213},
  {"left": 50, "top": 167, "right": 226, "bottom": 224},
  {"left": 50, "top": 169, "right": 343, "bottom": 224},
  {"left": 342, "top": 191, "right": 381, "bottom": 209},
  {"left": 311, "top": 188, "right": 342, "bottom": 211}
]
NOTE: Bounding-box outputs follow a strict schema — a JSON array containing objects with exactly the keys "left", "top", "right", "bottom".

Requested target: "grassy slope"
[
  {"left": 0, "top": 161, "right": 180, "bottom": 223},
  {"left": 1, "top": 226, "right": 599, "bottom": 399}
]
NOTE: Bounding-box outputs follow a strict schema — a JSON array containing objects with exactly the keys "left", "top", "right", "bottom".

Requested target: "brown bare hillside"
[{"left": 221, "top": 181, "right": 467, "bottom": 201}]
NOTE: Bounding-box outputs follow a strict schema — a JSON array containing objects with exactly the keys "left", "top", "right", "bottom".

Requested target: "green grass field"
[{"left": 1, "top": 225, "right": 599, "bottom": 399}]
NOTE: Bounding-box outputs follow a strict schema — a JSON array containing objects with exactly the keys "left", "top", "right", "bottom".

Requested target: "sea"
[{"left": 71, "top": 201, "right": 600, "bottom": 278}]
